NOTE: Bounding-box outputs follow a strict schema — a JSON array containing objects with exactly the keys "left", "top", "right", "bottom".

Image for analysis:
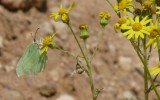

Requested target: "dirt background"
[{"left": 0, "top": 0, "right": 159, "bottom": 100}]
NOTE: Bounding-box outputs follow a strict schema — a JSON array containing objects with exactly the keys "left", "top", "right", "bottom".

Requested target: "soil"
[{"left": 0, "top": 0, "right": 159, "bottom": 100}]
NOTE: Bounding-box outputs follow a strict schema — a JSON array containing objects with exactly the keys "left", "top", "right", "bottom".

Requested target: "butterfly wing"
[
  {"left": 16, "top": 43, "right": 47, "bottom": 77},
  {"left": 39, "top": 52, "right": 48, "bottom": 72}
]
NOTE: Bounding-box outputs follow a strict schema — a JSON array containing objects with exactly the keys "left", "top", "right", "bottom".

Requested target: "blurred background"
[{"left": 0, "top": 0, "right": 159, "bottom": 100}]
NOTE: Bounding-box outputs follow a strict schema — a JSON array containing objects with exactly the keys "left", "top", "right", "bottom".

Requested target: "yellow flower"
[
  {"left": 149, "top": 0, "right": 155, "bottom": 2},
  {"left": 156, "top": 6, "right": 160, "bottom": 14},
  {"left": 114, "top": 17, "right": 129, "bottom": 33},
  {"left": 142, "top": 1, "right": 152, "bottom": 10},
  {"left": 150, "top": 63, "right": 160, "bottom": 76},
  {"left": 40, "top": 34, "right": 56, "bottom": 54},
  {"left": 79, "top": 24, "right": 88, "bottom": 30},
  {"left": 146, "top": 20, "right": 160, "bottom": 48},
  {"left": 114, "top": 0, "right": 133, "bottom": 14},
  {"left": 121, "top": 16, "right": 152, "bottom": 39},
  {"left": 50, "top": 3, "right": 75, "bottom": 23},
  {"left": 99, "top": 11, "right": 111, "bottom": 20}
]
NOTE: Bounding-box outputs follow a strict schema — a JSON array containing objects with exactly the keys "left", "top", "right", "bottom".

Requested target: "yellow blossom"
[
  {"left": 99, "top": 11, "right": 111, "bottom": 20},
  {"left": 40, "top": 34, "right": 56, "bottom": 54},
  {"left": 150, "top": 63, "right": 160, "bottom": 76},
  {"left": 50, "top": 3, "right": 75, "bottom": 23},
  {"left": 142, "top": 1, "right": 152, "bottom": 10},
  {"left": 121, "top": 16, "right": 152, "bottom": 39},
  {"left": 149, "top": 0, "right": 155, "bottom": 2},
  {"left": 146, "top": 20, "right": 160, "bottom": 48},
  {"left": 156, "top": 6, "right": 160, "bottom": 14},
  {"left": 114, "top": 17, "right": 129, "bottom": 33},
  {"left": 79, "top": 24, "right": 88, "bottom": 30},
  {"left": 114, "top": 0, "right": 133, "bottom": 14}
]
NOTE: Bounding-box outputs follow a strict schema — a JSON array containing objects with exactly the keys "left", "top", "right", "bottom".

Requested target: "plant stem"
[
  {"left": 147, "top": 74, "right": 159, "bottom": 93},
  {"left": 56, "top": 47, "right": 76, "bottom": 58},
  {"left": 131, "top": 39, "right": 160, "bottom": 99},
  {"left": 90, "top": 28, "right": 105, "bottom": 62},
  {"left": 143, "top": 39, "right": 160, "bottom": 99},
  {"left": 67, "top": 24, "right": 96, "bottom": 100},
  {"left": 130, "top": 40, "right": 144, "bottom": 64},
  {"left": 143, "top": 37, "right": 160, "bottom": 99},
  {"left": 145, "top": 61, "right": 160, "bottom": 99},
  {"left": 83, "top": 39, "right": 89, "bottom": 58},
  {"left": 106, "top": 0, "right": 120, "bottom": 17},
  {"left": 143, "top": 37, "right": 148, "bottom": 100}
]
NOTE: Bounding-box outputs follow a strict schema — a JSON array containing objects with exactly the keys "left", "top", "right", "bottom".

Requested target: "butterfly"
[{"left": 16, "top": 28, "right": 48, "bottom": 77}]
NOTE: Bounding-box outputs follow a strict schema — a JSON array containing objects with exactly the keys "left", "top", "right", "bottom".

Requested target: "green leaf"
[{"left": 16, "top": 43, "right": 48, "bottom": 77}]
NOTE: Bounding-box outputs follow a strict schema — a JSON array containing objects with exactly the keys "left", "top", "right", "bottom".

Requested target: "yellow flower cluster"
[{"left": 113, "top": 0, "right": 160, "bottom": 76}]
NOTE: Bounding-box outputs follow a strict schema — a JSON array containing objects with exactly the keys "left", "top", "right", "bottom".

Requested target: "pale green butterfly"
[{"left": 16, "top": 29, "right": 48, "bottom": 77}]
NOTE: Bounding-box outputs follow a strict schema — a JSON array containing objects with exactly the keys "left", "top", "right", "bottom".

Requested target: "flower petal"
[
  {"left": 146, "top": 38, "right": 154, "bottom": 48},
  {"left": 67, "top": 2, "right": 75, "bottom": 13},
  {"left": 40, "top": 46, "right": 48, "bottom": 54},
  {"left": 135, "top": 16, "right": 139, "bottom": 23}
]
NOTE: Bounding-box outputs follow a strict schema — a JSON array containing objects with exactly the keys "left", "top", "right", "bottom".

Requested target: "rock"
[
  {"left": 0, "top": 63, "right": 2, "bottom": 69},
  {"left": 0, "top": 0, "right": 46, "bottom": 11},
  {"left": 49, "top": 69, "right": 60, "bottom": 82},
  {"left": 0, "top": 89, "right": 24, "bottom": 100},
  {"left": 38, "top": 22, "right": 55, "bottom": 35},
  {"left": 123, "top": 91, "right": 137, "bottom": 100},
  {"left": 106, "top": 86, "right": 117, "bottom": 96},
  {"left": 0, "top": 36, "right": 4, "bottom": 48},
  {"left": 118, "top": 56, "right": 132, "bottom": 71},
  {"left": 39, "top": 83, "right": 57, "bottom": 97},
  {"left": 56, "top": 94, "right": 75, "bottom": 100},
  {"left": 0, "top": 0, "right": 23, "bottom": 11},
  {"left": 108, "top": 44, "right": 116, "bottom": 53},
  {"left": 130, "top": 81, "right": 141, "bottom": 93}
]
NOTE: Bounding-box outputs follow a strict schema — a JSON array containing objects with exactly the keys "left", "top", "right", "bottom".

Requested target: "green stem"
[
  {"left": 131, "top": 39, "right": 160, "bottom": 99},
  {"left": 67, "top": 24, "right": 96, "bottom": 100},
  {"left": 147, "top": 74, "right": 159, "bottom": 93},
  {"left": 143, "top": 40, "right": 160, "bottom": 99},
  {"left": 106, "top": 0, "right": 120, "bottom": 17},
  {"left": 143, "top": 37, "right": 148, "bottom": 100},
  {"left": 56, "top": 47, "right": 76, "bottom": 58},
  {"left": 148, "top": 84, "right": 160, "bottom": 93},
  {"left": 158, "top": 41, "right": 160, "bottom": 61},
  {"left": 145, "top": 61, "right": 160, "bottom": 99},
  {"left": 130, "top": 40, "right": 144, "bottom": 64},
  {"left": 90, "top": 28, "right": 105, "bottom": 62},
  {"left": 147, "top": 45, "right": 152, "bottom": 61},
  {"left": 83, "top": 39, "right": 89, "bottom": 58}
]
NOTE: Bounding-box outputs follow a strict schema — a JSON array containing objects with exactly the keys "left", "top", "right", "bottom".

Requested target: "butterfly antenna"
[{"left": 33, "top": 28, "right": 40, "bottom": 42}]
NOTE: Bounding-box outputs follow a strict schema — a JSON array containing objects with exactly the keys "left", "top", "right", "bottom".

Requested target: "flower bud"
[
  {"left": 100, "top": 17, "right": 108, "bottom": 28},
  {"left": 99, "top": 11, "right": 111, "bottom": 28},
  {"left": 134, "top": 8, "right": 141, "bottom": 15},
  {"left": 49, "top": 42, "right": 56, "bottom": 49},
  {"left": 61, "top": 14, "right": 69, "bottom": 24},
  {"left": 142, "top": 1, "right": 152, "bottom": 10},
  {"left": 79, "top": 24, "right": 89, "bottom": 40}
]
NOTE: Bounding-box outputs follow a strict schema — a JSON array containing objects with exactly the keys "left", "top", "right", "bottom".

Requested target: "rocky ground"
[{"left": 0, "top": 0, "right": 159, "bottom": 100}]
